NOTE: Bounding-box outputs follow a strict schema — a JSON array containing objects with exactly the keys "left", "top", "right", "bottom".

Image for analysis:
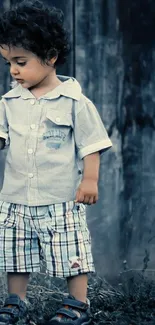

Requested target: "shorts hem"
[
  {"left": 46, "top": 268, "right": 95, "bottom": 278},
  {"left": 0, "top": 267, "right": 41, "bottom": 273}
]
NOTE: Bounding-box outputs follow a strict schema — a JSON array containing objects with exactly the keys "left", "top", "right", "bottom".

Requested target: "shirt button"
[
  {"left": 30, "top": 124, "right": 36, "bottom": 129},
  {"left": 28, "top": 148, "right": 33, "bottom": 154},
  {"left": 30, "top": 99, "right": 35, "bottom": 105},
  {"left": 56, "top": 117, "right": 60, "bottom": 123},
  {"left": 28, "top": 173, "right": 34, "bottom": 178}
]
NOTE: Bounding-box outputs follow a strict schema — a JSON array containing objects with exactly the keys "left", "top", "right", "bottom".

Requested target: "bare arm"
[
  {"left": 75, "top": 152, "right": 100, "bottom": 205},
  {"left": 82, "top": 152, "right": 100, "bottom": 182}
]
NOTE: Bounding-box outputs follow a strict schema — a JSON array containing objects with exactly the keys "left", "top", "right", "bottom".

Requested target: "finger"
[
  {"left": 76, "top": 191, "right": 85, "bottom": 203},
  {"left": 93, "top": 195, "right": 98, "bottom": 204},
  {"left": 75, "top": 189, "right": 80, "bottom": 202},
  {"left": 88, "top": 196, "right": 94, "bottom": 205},
  {"left": 83, "top": 196, "right": 90, "bottom": 205}
]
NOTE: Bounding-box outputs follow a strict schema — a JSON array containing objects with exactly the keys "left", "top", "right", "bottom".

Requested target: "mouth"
[{"left": 15, "top": 79, "right": 24, "bottom": 83}]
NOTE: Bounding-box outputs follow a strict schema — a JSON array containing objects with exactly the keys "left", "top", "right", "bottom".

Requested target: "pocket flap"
[{"left": 46, "top": 110, "right": 73, "bottom": 127}]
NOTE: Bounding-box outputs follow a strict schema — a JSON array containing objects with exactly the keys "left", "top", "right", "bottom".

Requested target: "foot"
[
  {"left": 0, "top": 294, "right": 28, "bottom": 325},
  {"left": 48, "top": 295, "right": 91, "bottom": 325}
]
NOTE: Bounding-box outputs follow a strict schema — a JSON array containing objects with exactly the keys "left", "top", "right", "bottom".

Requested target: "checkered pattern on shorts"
[{"left": 0, "top": 200, "right": 95, "bottom": 277}]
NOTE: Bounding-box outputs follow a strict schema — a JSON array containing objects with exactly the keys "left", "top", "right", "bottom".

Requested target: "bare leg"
[
  {"left": 67, "top": 274, "right": 88, "bottom": 303},
  {"left": 7, "top": 272, "right": 30, "bottom": 301}
]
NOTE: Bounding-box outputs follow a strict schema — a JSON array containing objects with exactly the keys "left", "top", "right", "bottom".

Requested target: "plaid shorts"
[{"left": 0, "top": 200, "right": 95, "bottom": 277}]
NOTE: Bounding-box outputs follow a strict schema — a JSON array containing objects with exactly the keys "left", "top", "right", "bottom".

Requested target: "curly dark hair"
[{"left": 0, "top": 0, "right": 71, "bottom": 66}]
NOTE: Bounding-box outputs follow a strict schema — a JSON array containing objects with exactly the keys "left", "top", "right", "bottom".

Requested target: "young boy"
[{"left": 0, "top": 0, "right": 112, "bottom": 324}]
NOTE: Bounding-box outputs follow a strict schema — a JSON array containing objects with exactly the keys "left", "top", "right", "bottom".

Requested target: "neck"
[{"left": 29, "top": 74, "right": 62, "bottom": 99}]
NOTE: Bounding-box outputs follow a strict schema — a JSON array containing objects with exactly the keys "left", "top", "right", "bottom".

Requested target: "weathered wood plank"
[
  {"left": 118, "top": 0, "right": 155, "bottom": 271},
  {"left": 47, "top": 0, "right": 74, "bottom": 77},
  {"left": 0, "top": 0, "right": 11, "bottom": 96},
  {"left": 75, "top": 0, "right": 123, "bottom": 276},
  {"left": 0, "top": 0, "right": 11, "bottom": 191}
]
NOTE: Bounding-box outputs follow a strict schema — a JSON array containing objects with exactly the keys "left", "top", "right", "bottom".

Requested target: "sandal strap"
[
  {"left": 0, "top": 307, "right": 18, "bottom": 316},
  {"left": 56, "top": 308, "right": 77, "bottom": 319},
  {"left": 4, "top": 294, "right": 21, "bottom": 308},
  {"left": 62, "top": 297, "right": 88, "bottom": 311}
]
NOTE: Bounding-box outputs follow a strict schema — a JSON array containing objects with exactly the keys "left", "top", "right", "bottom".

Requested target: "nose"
[{"left": 10, "top": 64, "right": 19, "bottom": 77}]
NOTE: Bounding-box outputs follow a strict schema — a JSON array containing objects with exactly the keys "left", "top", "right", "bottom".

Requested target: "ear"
[{"left": 49, "top": 55, "right": 58, "bottom": 66}]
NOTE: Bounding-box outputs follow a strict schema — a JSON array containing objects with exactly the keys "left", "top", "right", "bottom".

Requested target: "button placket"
[
  {"left": 27, "top": 102, "right": 36, "bottom": 184},
  {"left": 28, "top": 148, "right": 33, "bottom": 154},
  {"left": 27, "top": 172, "right": 38, "bottom": 204},
  {"left": 27, "top": 100, "right": 44, "bottom": 202},
  {"left": 28, "top": 173, "right": 34, "bottom": 178},
  {"left": 30, "top": 124, "right": 36, "bottom": 130}
]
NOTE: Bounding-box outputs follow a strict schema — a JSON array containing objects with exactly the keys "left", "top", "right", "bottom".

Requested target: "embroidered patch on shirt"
[{"left": 43, "top": 130, "right": 66, "bottom": 149}]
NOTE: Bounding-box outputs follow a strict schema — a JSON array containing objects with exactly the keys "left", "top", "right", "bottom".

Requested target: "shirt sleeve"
[
  {"left": 74, "top": 96, "right": 112, "bottom": 159},
  {"left": 0, "top": 99, "right": 9, "bottom": 141}
]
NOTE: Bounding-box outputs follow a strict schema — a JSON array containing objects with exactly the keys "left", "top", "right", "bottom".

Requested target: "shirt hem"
[{"left": 0, "top": 194, "right": 76, "bottom": 206}]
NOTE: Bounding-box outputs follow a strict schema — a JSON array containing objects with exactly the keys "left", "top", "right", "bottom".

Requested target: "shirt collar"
[{"left": 2, "top": 75, "right": 82, "bottom": 101}]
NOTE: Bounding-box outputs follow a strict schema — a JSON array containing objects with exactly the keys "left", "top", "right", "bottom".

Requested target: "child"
[{"left": 0, "top": 0, "right": 112, "bottom": 324}]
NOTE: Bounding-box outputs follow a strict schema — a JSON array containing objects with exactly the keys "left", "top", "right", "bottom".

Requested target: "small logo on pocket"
[{"left": 43, "top": 130, "right": 66, "bottom": 149}]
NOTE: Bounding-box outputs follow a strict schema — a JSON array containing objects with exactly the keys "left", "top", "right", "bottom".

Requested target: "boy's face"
[{"left": 0, "top": 45, "right": 57, "bottom": 90}]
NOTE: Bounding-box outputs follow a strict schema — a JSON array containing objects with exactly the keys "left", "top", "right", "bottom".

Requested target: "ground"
[{"left": 1, "top": 271, "right": 155, "bottom": 324}]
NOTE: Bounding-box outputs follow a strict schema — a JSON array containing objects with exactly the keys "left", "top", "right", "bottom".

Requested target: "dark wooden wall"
[{"left": 1, "top": 0, "right": 155, "bottom": 279}]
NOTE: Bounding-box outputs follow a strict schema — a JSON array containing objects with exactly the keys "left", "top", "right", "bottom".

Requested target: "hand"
[{"left": 75, "top": 178, "right": 98, "bottom": 205}]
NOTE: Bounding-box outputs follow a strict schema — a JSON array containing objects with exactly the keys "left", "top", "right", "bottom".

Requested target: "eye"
[
  {"left": 4, "top": 62, "right": 26, "bottom": 66},
  {"left": 17, "top": 62, "right": 26, "bottom": 66}
]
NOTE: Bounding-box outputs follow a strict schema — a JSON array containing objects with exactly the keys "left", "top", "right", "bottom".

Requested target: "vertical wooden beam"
[
  {"left": 47, "top": 0, "right": 74, "bottom": 77},
  {"left": 0, "top": 0, "right": 11, "bottom": 96},
  {"left": 0, "top": 0, "right": 11, "bottom": 191},
  {"left": 75, "top": 0, "right": 123, "bottom": 276},
  {"left": 118, "top": 0, "right": 155, "bottom": 271}
]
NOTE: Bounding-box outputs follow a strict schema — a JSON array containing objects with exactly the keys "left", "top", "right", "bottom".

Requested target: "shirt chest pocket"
[{"left": 43, "top": 110, "right": 73, "bottom": 149}]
